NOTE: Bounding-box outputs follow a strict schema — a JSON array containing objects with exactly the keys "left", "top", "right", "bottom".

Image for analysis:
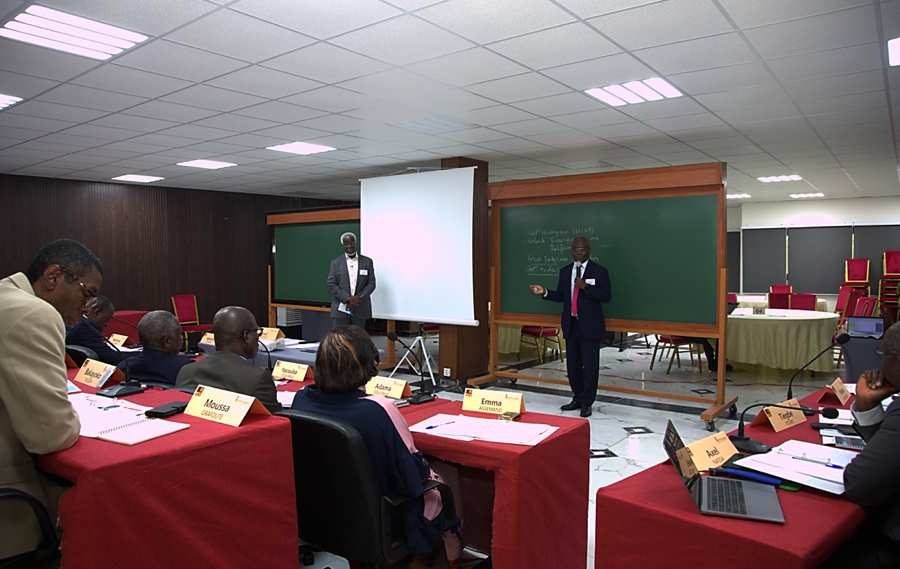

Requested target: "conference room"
[{"left": 1, "top": 1, "right": 900, "bottom": 568}]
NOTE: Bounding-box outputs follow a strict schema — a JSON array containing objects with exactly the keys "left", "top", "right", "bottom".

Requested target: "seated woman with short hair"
[{"left": 291, "top": 326, "right": 462, "bottom": 569}]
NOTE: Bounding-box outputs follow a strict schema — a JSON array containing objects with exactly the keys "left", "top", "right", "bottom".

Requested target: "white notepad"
[{"left": 94, "top": 418, "right": 190, "bottom": 446}]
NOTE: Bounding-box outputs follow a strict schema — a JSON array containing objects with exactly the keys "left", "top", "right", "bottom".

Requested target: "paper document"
[
  {"left": 338, "top": 303, "right": 352, "bottom": 315},
  {"left": 67, "top": 380, "right": 81, "bottom": 394},
  {"left": 735, "top": 439, "right": 857, "bottom": 494},
  {"left": 68, "top": 393, "right": 188, "bottom": 445},
  {"left": 410, "top": 414, "right": 558, "bottom": 446},
  {"left": 276, "top": 391, "right": 295, "bottom": 408}
]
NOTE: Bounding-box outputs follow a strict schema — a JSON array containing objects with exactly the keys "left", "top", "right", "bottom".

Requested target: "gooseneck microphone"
[
  {"left": 108, "top": 315, "right": 140, "bottom": 347},
  {"left": 786, "top": 333, "right": 851, "bottom": 415},
  {"left": 79, "top": 316, "right": 144, "bottom": 397},
  {"left": 729, "top": 403, "right": 841, "bottom": 454},
  {"left": 388, "top": 331, "right": 434, "bottom": 405},
  {"left": 81, "top": 315, "right": 133, "bottom": 383},
  {"left": 257, "top": 339, "right": 273, "bottom": 371}
]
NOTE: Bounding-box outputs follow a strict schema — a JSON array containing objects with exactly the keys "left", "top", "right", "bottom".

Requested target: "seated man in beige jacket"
[{"left": 0, "top": 239, "right": 102, "bottom": 558}]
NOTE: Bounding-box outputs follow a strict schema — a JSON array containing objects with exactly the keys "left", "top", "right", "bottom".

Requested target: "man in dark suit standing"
[
  {"left": 823, "top": 322, "right": 900, "bottom": 568},
  {"left": 327, "top": 232, "right": 376, "bottom": 330},
  {"left": 530, "top": 237, "right": 612, "bottom": 417}
]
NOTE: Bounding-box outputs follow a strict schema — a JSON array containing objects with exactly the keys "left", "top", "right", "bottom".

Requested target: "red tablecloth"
[
  {"left": 103, "top": 310, "right": 148, "bottom": 345},
  {"left": 38, "top": 381, "right": 298, "bottom": 569},
  {"left": 398, "top": 398, "right": 590, "bottom": 569},
  {"left": 594, "top": 389, "right": 867, "bottom": 569}
]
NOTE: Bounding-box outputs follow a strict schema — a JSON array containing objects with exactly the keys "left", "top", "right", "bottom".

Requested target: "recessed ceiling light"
[
  {"left": 266, "top": 142, "right": 336, "bottom": 155},
  {"left": 789, "top": 192, "right": 824, "bottom": 199},
  {"left": 112, "top": 174, "right": 164, "bottom": 183},
  {"left": 726, "top": 193, "right": 752, "bottom": 199},
  {"left": 176, "top": 160, "right": 237, "bottom": 170},
  {"left": 889, "top": 37, "right": 900, "bottom": 66},
  {"left": 0, "top": 94, "right": 23, "bottom": 109},
  {"left": 757, "top": 175, "right": 802, "bottom": 182},
  {"left": 585, "top": 78, "right": 682, "bottom": 107},
  {"left": 0, "top": 5, "right": 148, "bottom": 60}
]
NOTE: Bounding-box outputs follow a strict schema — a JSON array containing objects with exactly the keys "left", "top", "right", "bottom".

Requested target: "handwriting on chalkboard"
[{"left": 522, "top": 226, "right": 595, "bottom": 275}]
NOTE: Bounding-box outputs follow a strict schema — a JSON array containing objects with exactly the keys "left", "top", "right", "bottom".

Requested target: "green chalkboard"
[
  {"left": 500, "top": 194, "right": 718, "bottom": 324},
  {"left": 274, "top": 220, "right": 360, "bottom": 305}
]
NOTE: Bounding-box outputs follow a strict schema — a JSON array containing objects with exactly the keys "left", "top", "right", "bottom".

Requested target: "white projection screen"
[{"left": 360, "top": 167, "right": 477, "bottom": 326}]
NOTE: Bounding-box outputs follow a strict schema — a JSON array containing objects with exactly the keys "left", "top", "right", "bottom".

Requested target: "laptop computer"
[
  {"left": 846, "top": 316, "right": 884, "bottom": 338},
  {"left": 663, "top": 420, "right": 785, "bottom": 523}
]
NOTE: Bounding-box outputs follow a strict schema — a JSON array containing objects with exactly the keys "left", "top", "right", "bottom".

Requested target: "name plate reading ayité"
[
  {"left": 260, "top": 327, "right": 285, "bottom": 341},
  {"left": 828, "top": 378, "right": 852, "bottom": 405},
  {"left": 685, "top": 431, "right": 739, "bottom": 471},
  {"left": 73, "top": 359, "right": 124, "bottom": 388},
  {"left": 272, "top": 360, "right": 310, "bottom": 382},
  {"left": 750, "top": 398, "right": 806, "bottom": 432},
  {"left": 184, "top": 385, "right": 271, "bottom": 427},
  {"left": 108, "top": 333, "right": 129, "bottom": 347},
  {"left": 200, "top": 332, "right": 214, "bottom": 345},
  {"left": 462, "top": 388, "right": 525, "bottom": 415},
  {"left": 365, "top": 377, "right": 411, "bottom": 399}
]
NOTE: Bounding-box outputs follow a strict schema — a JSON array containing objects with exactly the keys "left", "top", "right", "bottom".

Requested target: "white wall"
[{"left": 736, "top": 196, "right": 900, "bottom": 228}]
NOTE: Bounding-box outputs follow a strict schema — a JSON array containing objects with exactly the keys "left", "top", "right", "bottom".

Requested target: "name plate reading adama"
[
  {"left": 73, "top": 359, "right": 124, "bottom": 388},
  {"left": 260, "top": 327, "right": 285, "bottom": 341},
  {"left": 828, "top": 378, "right": 852, "bottom": 405},
  {"left": 365, "top": 377, "right": 411, "bottom": 399},
  {"left": 200, "top": 332, "right": 214, "bottom": 345},
  {"left": 271, "top": 360, "right": 310, "bottom": 382},
  {"left": 462, "top": 388, "right": 525, "bottom": 415},
  {"left": 750, "top": 398, "right": 806, "bottom": 432},
  {"left": 184, "top": 385, "right": 271, "bottom": 427},
  {"left": 685, "top": 431, "right": 739, "bottom": 471},
  {"left": 108, "top": 333, "right": 129, "bottom": 347}
]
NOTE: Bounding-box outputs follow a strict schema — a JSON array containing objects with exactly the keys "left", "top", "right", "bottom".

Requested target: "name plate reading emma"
[
  {"left": 184, "top": 385, "right": 271, "bottom": 427},
  {"left": 462, "top": 388, "right": 525, "bottom": 415},
  {"left": 750, "top": 398, "right": 806, "bottom": 432},
  {"left": 365, "top": 377, "right": 411, "bottom": 399},
  {"left": 200, "top": 332, "right": 214, "bottom": 345},
  {"left": 260, "top": 327, "right": 285, "bottom": 341},
  {"left": 271, "top": 360, "right": 310, "bottom": 382},
  {"left": 108, "top": 333, "right": 129, "bottom": 347},
  {"left": 685, "top": 432, "right": 739, "bottom": 471},
  {"left": 73, "top": 359, "right": 124, "bottom": 388}
]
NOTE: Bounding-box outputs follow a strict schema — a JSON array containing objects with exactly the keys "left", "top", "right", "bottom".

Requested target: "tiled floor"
[{"left": 303, "top": 334, "right": 844, "bottom": 569}]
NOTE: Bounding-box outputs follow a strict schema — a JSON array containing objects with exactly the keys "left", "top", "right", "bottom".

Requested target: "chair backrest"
[
  {"left": 790, "top": 293, "right": 817, "bottom": 311},
  {"left": 65, "top": 345, "right": 98, "bottom": 367},
  {"left": 855, "top": 296, "right": 877, "bottom": 317},
  {"left": 770, "top": 285, "right": 792, "bottom": 293},
  {"left": 835, "top": 286, "right": 853, "bottom": 315},
  {"left": 727, "top": 293, "right": 737, "bottom": 303},
  {"left": 768, "top": 292, "right": 790, "bottom": 309},
  {"left": 886, "top": 251, "right": 900, "bottom": 276},
  {"left": 171, "top": 294, "right": 200, "bottom": 325},
  {"left": 0, "top": 488, "right": 61, "bottom": 569},
  {"left": 277, "top": 409, "right": 402, "bottom": 565},
  {"left": 845, "top": 258, "right": 870, "bottom": 281}
]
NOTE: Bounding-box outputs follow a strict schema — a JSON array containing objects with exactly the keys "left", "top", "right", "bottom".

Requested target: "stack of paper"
[
  {"left": 69, "top": 393, "right": 189, "bottom": 445},
  {"left": 735, "top": 440, "right": 858, "bottom": 495},
  {"left": 410, "top": 414, "right": 558, "bottom": 446}
]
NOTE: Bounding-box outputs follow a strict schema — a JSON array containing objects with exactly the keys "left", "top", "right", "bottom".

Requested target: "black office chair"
[
  {"left": 0, "top": 489, "right": 61, "bottom": 569},
  {"left": 65, "top": 345, "right": 97, "bottom": 367},
  {"left": 277, "top": 409, "right": 457, "bottom": 569}
]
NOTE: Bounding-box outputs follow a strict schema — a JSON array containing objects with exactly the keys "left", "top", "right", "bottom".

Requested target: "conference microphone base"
[
  {"left": 97, "top": 381, "right": 145, "bottom": 398},
  {"left": 729, "top": 435, "right": 772, "bottom": 455},
  {"left": 408, "top": 391, "right": 435, "bottom": 405}
]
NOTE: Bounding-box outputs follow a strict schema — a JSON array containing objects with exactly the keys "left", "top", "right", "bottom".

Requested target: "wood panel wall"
[{"left": 0, "top": 174, "right": 349, "bottom": 325}]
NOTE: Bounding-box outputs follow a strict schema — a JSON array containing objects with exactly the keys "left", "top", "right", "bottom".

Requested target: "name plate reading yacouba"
[
  {"left": 271, "top": 360, "right": 310, "bottom": 382},
  {"left": 685, "top": 432, "right": 739, "bottom": 471},
  {"left": 828, "top": 378, "right": 852, "bottom": 405},
  {"left": 200, "top": 332, "right": 215, "bottom": 345},
  {"left": 750, "top": 398, "right": 806, "bottom": 432},
  {"left": 184, "top": 385, "right": 271, "bottom": 427},
  {"left": 73, "top": 359, "right": 124, "bottom": 388},
  {"left": 108, "top": 333, "right": 129, "bottom": 347},
  {"left": 260, "top": 327, "right": 285, "bottom": 341},
  {"left": 462, "top": 388, "right": 525, "bottom": 415},
  {"left": 365, "top": 377, "right": 411, "bottom": 399}
]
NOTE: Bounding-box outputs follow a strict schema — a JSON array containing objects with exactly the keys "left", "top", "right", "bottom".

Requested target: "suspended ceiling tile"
[
  {"left": 113, "top": 40, "right": 247, "bottom": 82},
  {"left": 262, "top": 42, "right": 391, "bottom": 85},
  {"left": 742, "top": 6, "right": 877, "bottom": 60},
  {"left": 417, "top": 0, "right": 575, "bottom": 45},
  {"left": 36, "top": 84, "right": 147, "bottom": 112},
  {"left": 486, "top": 22, "right": 620, "bottom": 71},
  {"left": 588, "top": 0, "right": 733, "bottom": 51},
  {"left": 206, "top": 66, "right": 323, "bottom": 100},
  {"left": 330, "top": 15, "right": 472, "bottom": 66},
  {"left": 232, "top": 0, "right": 402, "bottom": 40}
]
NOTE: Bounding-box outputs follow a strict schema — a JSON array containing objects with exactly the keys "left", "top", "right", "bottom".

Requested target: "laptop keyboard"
[{"left": 705, "top": 477, "right": 747, "bottom": 515}]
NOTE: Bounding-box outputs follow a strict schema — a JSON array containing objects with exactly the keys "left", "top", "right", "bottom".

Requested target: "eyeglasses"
[
  {"left": 571, "top": 247, "right": 588, "bottom": 254},
  {"left": 59, "top": 267, "right": 97, "bottom": 300},
  {"left": 244, "top": 327, "right": 264, "bottom": 338},
  {"left": 876, "top": 349, "right": 900, "bottom": 359}
]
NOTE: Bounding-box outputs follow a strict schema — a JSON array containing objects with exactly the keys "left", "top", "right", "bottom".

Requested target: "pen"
[
  {"left": 791, "top": 454, "right": 844, "bottom": 469},
  {"left": 426, "top": 421, "right": 455, "bottom": 430}
]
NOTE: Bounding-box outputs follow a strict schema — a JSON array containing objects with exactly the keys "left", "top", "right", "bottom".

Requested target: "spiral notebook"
[
  {"left": 94, "top": 417, "right": 189, "bottom": 445},
  {"left": 69, "top": 393, "right": 190, "bottom": 445}
]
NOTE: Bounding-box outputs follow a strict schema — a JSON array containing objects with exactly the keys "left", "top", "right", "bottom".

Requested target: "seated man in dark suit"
[
  {"left": 118, "top": 311, "right": 194, "bottom": 385},
  {"left": 65, "top": 295, "right": 122, "bottom": 365},
  {"left": 175, "top": 306, "right": 280, "bottom": 413}
]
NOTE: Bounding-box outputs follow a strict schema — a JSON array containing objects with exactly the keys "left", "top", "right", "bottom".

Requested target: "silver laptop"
[{"left": 663, "top": 421, "right": 785, "bottom": 523}]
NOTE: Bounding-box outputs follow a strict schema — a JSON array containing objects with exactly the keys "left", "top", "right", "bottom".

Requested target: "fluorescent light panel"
[
  {"left": 585, "top": 78, "right": 681, "bottom": 106},
  {"left": 266, "top": 141, "right": 336, "bottom": 155},
  {"left": 112, "top": 174, "right": 164, "bottom": 183},
  {"left": 790, "top": 192, "right": 824, "bottom": 199},
  {"left": 0, "top": 5, "right": 147, "bottom": 61},
  {"left": 889, "top": 38, "right": 900, "bottom": 66},
  {"left": 176, "top": 160, "right": 236, "bottom": 169},
  {"left": 757, "top": 175, "right": 802, "bottom": 182},
  {"left": 0, "top": 94, "right": 23, "bottom": 109},
  {"left": 726, "top": 193, "right": 752, "bottom": 199}
]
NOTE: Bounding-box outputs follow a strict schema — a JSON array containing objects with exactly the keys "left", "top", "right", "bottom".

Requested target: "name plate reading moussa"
[
  {"left": 462, "top": 388, "right": 525, "bottom": 415},
  {"left": 271, "top": 360, "right": 310, "bottom": 382},
  {"left": 185, "top": 385, "right": 271, "bottom": 427},
  {"left": 108, "top": 333, "right": 129, "bottom": 347},
  {"left": 73, "top": 359, "right": 124, "bottom": 388},
  {"left": 365, "top": 377, "right": 411, "bottom": 399},
  {"left": 750, "top": 398, "right": 806, "bottom": 432}
]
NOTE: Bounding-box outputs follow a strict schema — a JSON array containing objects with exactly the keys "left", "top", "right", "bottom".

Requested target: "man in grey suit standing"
[{"left": 327, "top": 232, "right": 376, "bottom": 330}]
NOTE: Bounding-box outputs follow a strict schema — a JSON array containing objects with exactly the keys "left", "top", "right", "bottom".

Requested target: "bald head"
[
  {"left": 138, "top": 310, "right": 183, "bottom": 354},
  {"left": 212, "top": 306, "right": 260, "bottom": 358}
]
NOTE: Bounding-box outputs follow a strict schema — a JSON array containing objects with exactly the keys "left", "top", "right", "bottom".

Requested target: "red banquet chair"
[
  {"left": 171, "top": 294, "right": 212, "bottom": 347},
  {"left": 790, "top": 293, "right": 818, "bottom": 311},
  {"left": 650, "top": 335, "right": 702, "bottom": 374},
  {"left": 770, "top": 285, "right": 792, "bottom": 294},
  {"left": 519, "top": 326, "right": 563, "bottom": 364},
  {"left": 767, "top": 293, "right": 790, "bottom": 309}
]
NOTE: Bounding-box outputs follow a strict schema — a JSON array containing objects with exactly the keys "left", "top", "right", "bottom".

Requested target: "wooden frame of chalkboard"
[{"left": 483, "top": 163, "right": 736, "bottom": 426}]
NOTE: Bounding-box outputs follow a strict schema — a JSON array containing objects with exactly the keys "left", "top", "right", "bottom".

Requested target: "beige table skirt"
[{"left": 726, "top": 308, "right": 840, "bottom": 373}]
